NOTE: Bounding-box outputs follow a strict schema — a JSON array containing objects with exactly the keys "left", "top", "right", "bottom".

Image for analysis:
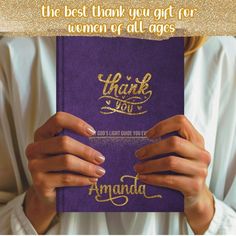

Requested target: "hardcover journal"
[{"left": 56, "top": 36, "right": 184, "bottom": 212}]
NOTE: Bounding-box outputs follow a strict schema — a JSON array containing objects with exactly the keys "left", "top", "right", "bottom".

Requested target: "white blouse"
[{"left": 0, "top": 36, "right": 235, "bottom": 234}]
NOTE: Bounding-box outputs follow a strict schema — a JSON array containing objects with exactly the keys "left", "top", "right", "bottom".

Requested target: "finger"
[
  {"left": 135, "top": 136, "right": 210, "bottom": 163},
  {"left": 26, "top": 135, "right": 105, "bottom": 165},
  {"left": 138, "top": 174, "right": 203, "bottom": 196},
  {"left": 34, "top": 112, "right": 96, "bottom": 142},
  {"left": 33, "top": 172, "right": 98, "bottom": 190},
  {"left": 134, "top": 156, "right": 208, "bottom": 177},
  {"left": 29, "top": 154, "right": 106, "bottom": 178},
  {"left": 50, "top": 173, "right": 98, "bottom": 187},
  {"left": 145, "top": 115, "right": 204, "bottom": 148}
]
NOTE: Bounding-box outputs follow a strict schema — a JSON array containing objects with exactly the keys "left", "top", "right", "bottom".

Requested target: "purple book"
[{"left": 56, "top": 36, "right": 184, "bottom": 212}]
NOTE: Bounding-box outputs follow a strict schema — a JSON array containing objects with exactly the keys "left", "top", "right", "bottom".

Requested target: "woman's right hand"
[{"left": 24, "top": 112, "right": 105, "bottom": 233}]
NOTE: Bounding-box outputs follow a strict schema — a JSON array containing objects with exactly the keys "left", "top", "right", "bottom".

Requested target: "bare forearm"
[
  {"left": 184, "top": 186, "right": 214, "bottom": 234},
  {"left": 23, "top": 187, "right": 56, "bottom": 234}
]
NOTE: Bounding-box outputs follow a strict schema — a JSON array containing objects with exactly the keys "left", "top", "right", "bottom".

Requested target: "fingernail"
[
  {"left": 95, "top": 167, "right": 106, "bottom": 177},
  {"left": 133, "top": 163, "right": 144, "bottom": 173},
  {"left": 139, "top": 174, "right": 147, "bottom": 181},
  {"left": 86, "top": 126, "right": 96, "bottom": 136},
  {"left": 90, "top": 177, "right": 98, "bottom": 183},
  {"left": 135, "top": 149, "right": 146, "bottom": 158},
  {"left": 95, "top": 154, "right": 105, "bottom": 164}
]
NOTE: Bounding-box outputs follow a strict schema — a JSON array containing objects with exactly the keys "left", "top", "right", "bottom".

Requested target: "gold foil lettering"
[
  {"left": 98, "top": 72, "right": 153, "bottom": 115},
  {"left": 88, "top": 174, "right": 162, "bottom": 207}
]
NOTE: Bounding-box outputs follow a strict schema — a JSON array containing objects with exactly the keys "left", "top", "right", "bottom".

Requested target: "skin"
[{"left": 24, "top": 112, "right": 214, "bottom": 234}]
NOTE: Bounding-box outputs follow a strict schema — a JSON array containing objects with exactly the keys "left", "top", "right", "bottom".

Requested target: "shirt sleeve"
[
  {"left": 0, "top": 193, "right": 38, "bottom": 234},
  {"left": 205, "top": 195, "right": 236, "bottom": 234},
  {"left": 185, "top": 37, "right": 236, "bottom": 235},
  {"left": 0, "top": 192, "right": 60, "bottom": 235},
  {"left": 0, "top": 37, "right": 58, "bottom": 235},
  {"left": 0, "top": 38, "right": 36, "bottom": 235},
  {"left": 205, "top": 37, "right": 236, "bottom": 234}
]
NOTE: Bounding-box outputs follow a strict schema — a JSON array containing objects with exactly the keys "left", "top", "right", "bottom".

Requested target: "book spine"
[{"left": 56, "top": 36, "right": 65, "bottom": 212}]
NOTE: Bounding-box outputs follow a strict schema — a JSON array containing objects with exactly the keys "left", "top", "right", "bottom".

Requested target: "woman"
[{"left": 0, "top": 36, "right": 235, "bottom": 234}]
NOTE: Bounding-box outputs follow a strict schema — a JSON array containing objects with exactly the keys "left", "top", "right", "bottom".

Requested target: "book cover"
[{"left": 56, "top": 36, "right": 184, "bottom": 212}]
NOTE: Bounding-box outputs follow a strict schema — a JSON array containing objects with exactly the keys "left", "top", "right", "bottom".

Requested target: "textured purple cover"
[{"left": 56, "top": 36, "right": 184, "bottom": 212}]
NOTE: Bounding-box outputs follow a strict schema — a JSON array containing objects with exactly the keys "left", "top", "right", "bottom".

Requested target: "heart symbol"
[
  {"left": 106, "top": 100, "right": 111, "bottom": 105},
  {"left": 137, "top": 105, "right": 142, "bottom": 111},
  {"left": 126, "top": 76, "right": 132, "bottom": 81}
]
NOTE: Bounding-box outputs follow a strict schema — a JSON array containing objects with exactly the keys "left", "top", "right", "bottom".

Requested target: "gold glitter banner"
[{"left": 0, "top": 0, "right": 235, "bottom": 38}]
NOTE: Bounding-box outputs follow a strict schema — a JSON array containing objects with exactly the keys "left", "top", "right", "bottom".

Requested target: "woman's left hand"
[{"left": 134, "top": 115, "right": 214, "bottom": 234}]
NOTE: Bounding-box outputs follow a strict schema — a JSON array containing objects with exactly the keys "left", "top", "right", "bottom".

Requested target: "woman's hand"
[
  {"left": 134, "top": 115, "right": 214, "bottom": 234},
  {"left": 24, "top": 112, "right": 105, "bottom": 233}
]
